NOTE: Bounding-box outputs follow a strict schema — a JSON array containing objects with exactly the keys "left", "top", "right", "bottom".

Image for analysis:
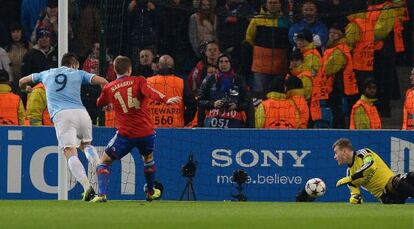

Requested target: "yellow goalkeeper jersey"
[{"left": 346, "top": 148, "right": 395, "bottom": 198}]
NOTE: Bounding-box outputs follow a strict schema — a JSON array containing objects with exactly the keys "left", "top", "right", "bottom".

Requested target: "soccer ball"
[
  {"left": 143, "top": 181, "right": 164, "bottom": 198},
  {"left": 305, "top": 178, "right": 326, "bottom": 197}
]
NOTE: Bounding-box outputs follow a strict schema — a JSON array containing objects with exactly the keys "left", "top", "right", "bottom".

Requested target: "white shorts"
[{"left": 53, "top": 109, "right": 93, "bottom": 148}]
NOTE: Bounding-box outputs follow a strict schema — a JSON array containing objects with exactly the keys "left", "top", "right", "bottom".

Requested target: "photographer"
[{"left": 198, "top": 54, "right": 253, "bottom": 128}]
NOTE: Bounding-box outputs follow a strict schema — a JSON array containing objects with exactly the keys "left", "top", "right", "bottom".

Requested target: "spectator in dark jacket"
[
  {"left": 21, "top": 29, "right": 58, "bottom": 77},
  {"left": 6, "top": 23, "right": 31, "bottom": 93},
  {"left": 128, "top": 0, "right": 160, "bottom": 70},
  {"left": 158, "top": 0, "right": 193, "bottom": 74},
  {"left": 198, "top": 54, "right": 253, "bottom": 128},
  {"left": 188, "top": 40, "right": 220, "bottom": 96},
  {"left": 288, "top": 0, "right": 328, "bottom": 49},
  {"left": 217, "top": 0, "right": 256, "bottom": 64}
]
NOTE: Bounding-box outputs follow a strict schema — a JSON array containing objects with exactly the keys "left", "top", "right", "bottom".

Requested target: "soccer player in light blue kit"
[{"left": 19, "top": 53, "right": 108, "bottom": 201}]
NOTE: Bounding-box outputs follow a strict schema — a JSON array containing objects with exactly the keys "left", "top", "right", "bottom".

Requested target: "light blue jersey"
[{"left": 32, "top": 66, "right": 95, "bottom": 119}]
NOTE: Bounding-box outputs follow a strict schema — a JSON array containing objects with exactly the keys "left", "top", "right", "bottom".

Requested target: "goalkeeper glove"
[
  {"left": 349, "top": 194, "right": 363, "bottom": 204},
  {"left": 336, "top": 176, "right": 352, "bottom": 187}
]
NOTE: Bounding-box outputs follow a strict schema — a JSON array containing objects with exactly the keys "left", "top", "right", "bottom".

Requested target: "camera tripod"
[
  {"left": 179, "top": 177, "right": 197, "bottom": 201},
  {"left": 232, "top": 183, "right": 247, "bottom": 201}
]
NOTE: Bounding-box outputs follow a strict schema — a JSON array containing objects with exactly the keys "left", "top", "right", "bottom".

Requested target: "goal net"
[{"left": 60, "top": 0, "right": 412, "bottom": 202}]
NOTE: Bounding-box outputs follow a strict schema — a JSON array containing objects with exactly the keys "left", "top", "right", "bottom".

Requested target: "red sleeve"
[
  {"left": 139, "top": 78, "right": 168, "bottom": 103},
  {"left": 188, "top": 62, "right": 203, "bottom": 92},
  {"left": 96, "top": 86, "right": 109, "bottom": 108}
]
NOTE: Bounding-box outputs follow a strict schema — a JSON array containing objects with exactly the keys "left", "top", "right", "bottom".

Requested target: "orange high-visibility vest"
[
  {"left": 403, "top": 88, "right": 414, "bottom": 130},
  {"left": 32, "top": 83, "right": 52, "bottom": 126},
  {"left": 147, "top": 74, "right": 185, "bottom": 127},
  {"left": 297, "top": 70, "right": 312, "bottom": 79},
  {"left": 302, "top": 48, "right": 322, "bottom": 76},
  {"left": 350, "top": 17, "right": 375, "bottom": 71},
  {"left": 350, "top": 99, "right": 382, "bottom": 129},
  {"left": 298, "top": 70, "right": 313, "bottom": 101},
  {"left": 0, "top": 92, "right": 20, "bottom": 125},
  {"left": 322, "top": 43, "right": 359, "bottom": 96},
  {"left": 368, "top": 2, "right": 386, "bottom": 51},
  {"left": 105, "top": 110, "right": 115, "bottom": 127},
  {"left": 289, "top": 94, "right": 309, "bottom": 129},
  {"left": 261, "top": 98, "right": 299, "bottom": 129},
  {"left": 303, "top": 48, "right": 322, "bottom": 60},
  {"left": 368, "top": 2, "right": 405, "bottom": 52},
  {"left": 394, "top": 15, "right": 405, "bottom": 53},
  {"left": 310, "top": 69, "right": 330, "bottom": 121}
]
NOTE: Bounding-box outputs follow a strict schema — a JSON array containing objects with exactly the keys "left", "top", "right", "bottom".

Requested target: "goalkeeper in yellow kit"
[{"left": 333, "top": 138, "right": 414, "bottom": 204}]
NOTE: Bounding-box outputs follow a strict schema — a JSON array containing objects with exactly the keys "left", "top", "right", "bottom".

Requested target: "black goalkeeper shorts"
[{"left": 380, "top": 174, "right": 408, "bottom": 204}]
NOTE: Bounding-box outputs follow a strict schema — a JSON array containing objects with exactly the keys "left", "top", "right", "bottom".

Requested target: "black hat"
[
  {"left": 0, "top": 70, "right": 10, "bottom": 83},
  {"left": 36, "top": 29, "right": 51, "bottom": 41},
  {"left": 217, "top": 53, "right": 233, "bottom": 69},
  {"left": 285, "top": 75, "right": 303, "bottom": 91},
  {"left": 362, "top": 77, "right": 377, "bottom": 90},
  {"left": 290, "top": 49, "right": 304, "bottom": 61},
  {"left": 296, "top": 29, "right": 313, "bottom": 43},
  {"left": 268, "top": 77, "right": 285, "bottom": 94}
]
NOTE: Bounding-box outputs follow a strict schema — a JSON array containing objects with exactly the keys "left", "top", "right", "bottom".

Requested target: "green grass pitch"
[{"left": 0, "top": 201, "right": 413, "bottom": 228}]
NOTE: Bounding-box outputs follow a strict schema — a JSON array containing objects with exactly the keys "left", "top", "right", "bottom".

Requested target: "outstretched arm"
[
  {"left": 347, "top": 168, "right": 363, "bottom": 204},
  {"left": 336, "top": 149, "right": 377, "bottom": 187},
  {"left": 19, "top": 75, "right": 34, "bottom": 92},
  {"left": 91, "top": 75, "right": 109, "bottom": 88},
  {"left": 96, "top": 86, "right": 109, "bottom": 108},
  {"left": 140, "top": 80, "right": 181, "bottom": 104}
]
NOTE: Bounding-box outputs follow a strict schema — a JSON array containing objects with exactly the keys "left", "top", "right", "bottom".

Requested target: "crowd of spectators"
[{"left": 0, "top": 0, "right": 413, "bottom": 130}]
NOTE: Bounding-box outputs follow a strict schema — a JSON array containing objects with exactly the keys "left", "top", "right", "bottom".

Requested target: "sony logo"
[{"left": 211, "top": 149, "right": 311, "bottom": 168}]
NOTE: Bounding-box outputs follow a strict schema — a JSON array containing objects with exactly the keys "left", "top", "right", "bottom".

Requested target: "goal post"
[
  {"left": 57, "top": 0, "right": 69, "bottom": 200},
  {"left": 58, "top": 147, "right": 68, "bottom": 200}
]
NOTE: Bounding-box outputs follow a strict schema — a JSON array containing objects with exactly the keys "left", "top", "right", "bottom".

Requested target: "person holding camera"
[{"left": 198, "top": 54, "right": 253, "bottom": 128}]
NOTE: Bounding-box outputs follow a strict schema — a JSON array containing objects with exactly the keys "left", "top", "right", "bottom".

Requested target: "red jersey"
[{"left": 97, "top": 76, "right": 168, "bottom": 138}]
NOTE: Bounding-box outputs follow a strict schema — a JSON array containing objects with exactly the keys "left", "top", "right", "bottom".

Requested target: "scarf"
[{"left": 217, "top": 71, "right": 234, "bottom": 93}]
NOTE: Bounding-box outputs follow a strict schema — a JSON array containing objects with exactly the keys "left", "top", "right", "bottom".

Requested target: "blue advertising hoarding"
[{"left": 0, "top": 127, "right": 413, "bottom": 202}]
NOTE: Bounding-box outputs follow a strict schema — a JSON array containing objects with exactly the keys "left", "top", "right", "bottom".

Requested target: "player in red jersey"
[{"left": 91, "top": 56, "right": 181, "bottom": 202}]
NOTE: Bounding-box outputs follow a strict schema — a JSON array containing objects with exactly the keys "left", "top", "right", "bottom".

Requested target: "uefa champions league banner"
[{"left": 0, "top": 126, "right": 413, "bottom": 202}]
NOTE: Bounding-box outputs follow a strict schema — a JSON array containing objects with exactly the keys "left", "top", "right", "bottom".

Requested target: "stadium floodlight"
[
  {"left": 179, "top": 153, "right": 197, "bottom": 201},
  {"left": 231, "top": 169, "right": 248, "bottom": 201}
]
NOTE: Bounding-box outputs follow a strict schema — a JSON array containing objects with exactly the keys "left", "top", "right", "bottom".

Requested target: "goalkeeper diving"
[{"left": 333, "top": 138, "right": 414, "bottom": 204}]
